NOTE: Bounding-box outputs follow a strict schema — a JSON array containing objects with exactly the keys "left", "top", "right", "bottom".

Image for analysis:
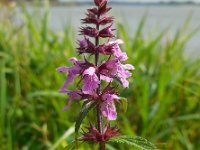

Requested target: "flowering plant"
[{"left": 57, "top": 0, "right": 158, "bottom": 149}]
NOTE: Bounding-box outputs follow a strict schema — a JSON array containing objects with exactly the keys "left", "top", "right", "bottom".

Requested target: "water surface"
[{"left": 47, "top": 5, "right": 200, "bottom": 57}]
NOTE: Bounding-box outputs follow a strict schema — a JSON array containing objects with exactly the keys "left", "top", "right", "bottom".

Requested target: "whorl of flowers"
[{"left": 57, "top": 0, "right": 134, "bottom": 146}]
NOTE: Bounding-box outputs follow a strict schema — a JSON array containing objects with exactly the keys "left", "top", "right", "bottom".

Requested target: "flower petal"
[
  {"left": 100, "top": 75, "right": 113, "bottom": 82},
  {"left": 123, "top": 64, "right": 135, "bottom": 70},
  {"left": 101, "top": 93, "right": 119, "bottom": 120},
  {"left": 62, "top": 90, "right": 82, "bottom": 111},
  {"left": 83, "top": 67, "right": 96, "bottom": 76},
  {"left": 108, "top": 39, "right": 128, "bottom": 61},
  {"left": 56, "top": 66, "right": 70, "bottom": 72},
  {"left": 101, "top": 101, "right": 117, "bottom": 120},
  {"left": 69, "top": 57, "right": 78, "bottom": 63},
  {"left": 83, "top": 67, "right": 99, "bottom": 94}
]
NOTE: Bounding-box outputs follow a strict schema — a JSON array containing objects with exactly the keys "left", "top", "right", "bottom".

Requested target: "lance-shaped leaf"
[
  {"left": 75, "top": 101, "right": 98, "bottom": 139},
  {"left": 108, "top": 135, "right": 158, "bottom": 150}
]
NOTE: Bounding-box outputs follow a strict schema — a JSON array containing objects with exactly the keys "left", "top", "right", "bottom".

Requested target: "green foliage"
[
  {"left": 75, "top": 101, "right": 98, "bottom": 139},
  {"left": 116, "top": 14, "right": 200, "bottom": 150},
  {"left": 63, "top": 140, "right": 76, "bottom": 150},
  {"left": 0, "top": 3, "right": 200, "bottom": 150},
  {"left": 109, "top": 136, "right": 158, "bottom": 150},
  {"left": 119, "top": 97, "right": 128, "bottom": 113}
]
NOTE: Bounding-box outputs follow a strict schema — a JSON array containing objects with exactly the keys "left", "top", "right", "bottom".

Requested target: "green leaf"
[
  {"left": 109, "top": 135, "right": 158, "bottom": 150},
  {"left": 75, "top": 101, "right": 98, "bottom": 138},
  {"left": 50, "top": 126, "right": 74, "bottom": 150},
  {"left": 63, "top": 141, "right": 75, "bottom": 150},
  {"left": 119, "top": 97, "right": 128, "bottom": 113}
]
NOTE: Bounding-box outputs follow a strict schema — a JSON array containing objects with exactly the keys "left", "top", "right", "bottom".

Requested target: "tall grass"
[{"left": 0, "top": 4, "right": 199, "bottom": 150}]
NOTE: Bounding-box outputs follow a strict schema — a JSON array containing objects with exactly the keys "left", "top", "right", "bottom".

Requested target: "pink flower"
[
  {"left": 57, "top": 65, "right": 81, "bottom": 93},
  {"left": 100, "top": 85, "right": 119, "bottom": 120},
  {"left": 109, "top": 39, "right": 128, "bottom": 61},
  {"left": 99, "top": 59, "right": 135, "bottom": 88},
  {"left": 100, "top": 74, "right": 113, "bottom": 82},
  {"left": 62, "top": 89, "right": 99, "bottom": 111},
  {"left": 57, "top": 58, "right": 93, "bottom": 93},
  {"left": 83, "top": 67, "right": 100, "bottom": 95},
  {"left": 62, "top": 90, "right": 82, "bottom": 111},
  {"left": 98, "top": 39, "right": 128, "bottom": 61}
]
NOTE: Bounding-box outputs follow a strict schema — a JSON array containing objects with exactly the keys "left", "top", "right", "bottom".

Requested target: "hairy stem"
[{"left": 95, "top": 10, "right": 106, "bottom": 150}]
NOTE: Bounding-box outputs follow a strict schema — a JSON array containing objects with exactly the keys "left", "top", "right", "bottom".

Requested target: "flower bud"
[
  {"left": 94, "top": 0, "right": 107, "bottom": 7},
  {"left": 80, "top": 27, "right": 99, "bottom": 37},
  {"left": 82, "top": 124, "right": 120, "bottom": 142},
  {"left": 77, "top": 39, "right": 96, "bottom": 54},
  {"left": 99, "top": 25, "right": 115, "bottom": 38}
]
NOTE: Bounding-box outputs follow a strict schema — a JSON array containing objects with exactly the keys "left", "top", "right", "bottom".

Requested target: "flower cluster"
[
  {"left": 57, "top": 0, "right": 134, "bottom": 143},
  {"left": 82, "top": 124, "right": 120, "bottom": 143}
]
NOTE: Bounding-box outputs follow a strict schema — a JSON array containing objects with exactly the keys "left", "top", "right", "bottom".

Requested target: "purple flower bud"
[
  {"left": 79, "top": 39, "right": 88, "bottom": 48},
  {"left": 99, "top": 25, "right": 115, "bottom": 38},
  {"left": 77, "top": 38, "right": 96, "bottom": 54},
  {"left": 82, "top": 123, "right": 120, "bottom": 142},
  {"left": 81, "top": 11, "right": 98, "bottom": 25},
  {"left": 99, "top": 2, "right": 112, "bottom": 16},
  {"left": 80, "top": 27, "right": 99, "bottom": 37},
  {"left": 94, "top": 0, "right": 107, "bottom": 7},
  {"left": 87, "top": 8, "right": 98, "bottom": 15},
  {"left": 99, "top": 16, "right": 114, "bottom": 25}
]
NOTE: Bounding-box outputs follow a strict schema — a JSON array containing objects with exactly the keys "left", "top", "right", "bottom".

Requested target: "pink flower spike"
[{"left": 56, "top": 0, "right": 135, "bottom": 124}]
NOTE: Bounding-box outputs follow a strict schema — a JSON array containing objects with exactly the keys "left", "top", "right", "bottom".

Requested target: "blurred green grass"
[{"left": 0, "top": 4, "right": 200, "bottom": 150}]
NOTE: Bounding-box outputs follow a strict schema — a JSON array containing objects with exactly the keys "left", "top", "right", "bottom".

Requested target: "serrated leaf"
[
  {"left": 75, "top": 101, "right": 97, "bottom": 138},
  {"left": 109, "top": 135, "right": 158, "bottom": 150},
  {"left": 119, "top": 97, "right": 128, "bottom": 113}
]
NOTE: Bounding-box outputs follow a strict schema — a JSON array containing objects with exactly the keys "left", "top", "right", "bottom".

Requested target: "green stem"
[{"left": 95, "top": 8, "right": 106, "bottom": 150}]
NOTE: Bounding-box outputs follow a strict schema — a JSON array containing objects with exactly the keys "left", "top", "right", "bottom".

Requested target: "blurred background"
[{"left": 0, "top": 0, "right": 200, "bottom": 150}]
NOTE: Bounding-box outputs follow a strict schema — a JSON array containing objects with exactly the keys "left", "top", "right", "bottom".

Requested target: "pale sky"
[{"left": 59, "top": 0, "right": 200, "bottom": 3}]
